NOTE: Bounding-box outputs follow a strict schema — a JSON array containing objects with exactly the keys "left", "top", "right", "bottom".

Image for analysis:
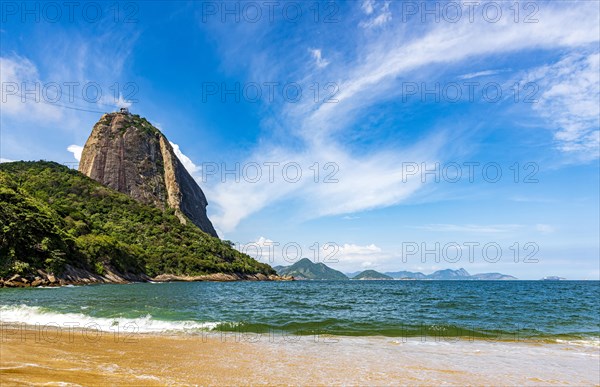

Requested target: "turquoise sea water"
[{"left": 1, "top": 281, "right": 598, "bottom": 343}]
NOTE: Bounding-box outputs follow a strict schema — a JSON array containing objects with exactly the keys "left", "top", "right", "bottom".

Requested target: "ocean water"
[{"left": 1, "top": 280, "right": 599, "bottom": 344}]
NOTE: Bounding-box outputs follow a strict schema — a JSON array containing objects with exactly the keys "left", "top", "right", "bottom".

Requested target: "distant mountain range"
[
  {"left": 384, "top": 268, "right": 517, "bottom": 280},
  {"left": 274, "top": 261, "right": 518, "bottom": 280},
  {"left": 384, "top": 270, "right": 427, "bottom": 279}
]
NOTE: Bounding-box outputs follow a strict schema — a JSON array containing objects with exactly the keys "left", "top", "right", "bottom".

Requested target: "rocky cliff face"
[{"left": 79, "top": 112, "right": 218, "bottom": 237}]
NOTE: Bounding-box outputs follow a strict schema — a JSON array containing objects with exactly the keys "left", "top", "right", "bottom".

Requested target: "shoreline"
[
  {"left": 0, "top": 266, "right": 293, "bottom": 288},
  {"left": 1, "top": 321, "right": 598, "bottom": 348},
  {"left": 1, "top": 326, "right": 599, "bottom": 385}
]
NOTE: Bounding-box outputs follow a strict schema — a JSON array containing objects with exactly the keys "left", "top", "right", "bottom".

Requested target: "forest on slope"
[{"left": 0, "top": 161, "right": 275, "bottom": 280}]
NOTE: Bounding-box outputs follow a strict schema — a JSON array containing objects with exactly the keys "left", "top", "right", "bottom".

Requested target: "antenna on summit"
[{"left": 119, "top": 107, "right": 130, "bottom": 115}]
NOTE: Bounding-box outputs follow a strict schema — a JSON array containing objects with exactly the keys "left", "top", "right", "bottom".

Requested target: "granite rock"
[{"left": 79, "top": 112, "right": 218, "bottom": 237}]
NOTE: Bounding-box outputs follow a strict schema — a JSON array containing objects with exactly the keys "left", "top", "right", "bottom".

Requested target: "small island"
[{"left": 542, "top": 276, "right": 567, "bottom": 281}]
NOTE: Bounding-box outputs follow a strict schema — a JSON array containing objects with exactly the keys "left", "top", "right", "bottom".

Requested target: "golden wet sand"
[{"left": 1, "top": 326, "right": 598, "bottom": 386}]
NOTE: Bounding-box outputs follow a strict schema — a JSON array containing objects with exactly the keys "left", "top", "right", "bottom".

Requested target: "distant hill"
[
  {"left": 353, "top": 270, "right": 393, "bottom": 280},
  {"left": 427, "top": 268, "right": 471, "bottom": 280},
  {"left": 275, "top": 258, "right": 348, "bottom": 280},
  {"left": 385, "top": 270, "right": 427, "bottom": 279},
  {"left": 345, "top": 271, "right": 362, "bottom": 278}
]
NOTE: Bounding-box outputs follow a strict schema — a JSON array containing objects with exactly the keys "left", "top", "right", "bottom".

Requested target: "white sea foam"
[
  {"left": 0, "top": 304, "right": 220, "bottom": 334},
  {"left": 556, "top": 338, "right": 600, "bottom": 348}
]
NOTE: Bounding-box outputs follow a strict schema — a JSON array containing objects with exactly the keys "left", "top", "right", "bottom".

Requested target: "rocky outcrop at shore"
[
  {"left": 152, "top": 273, "right": 293, "bottom": 282},
  {"left": 0, "top": 265, "right": 150, "bottom": 288},
  {"left": 0, "top": 266, "right": 293, "bottom": 288}
]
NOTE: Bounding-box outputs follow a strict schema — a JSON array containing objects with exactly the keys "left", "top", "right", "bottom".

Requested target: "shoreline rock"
[
  {"left": 0, "top": 266, "right": 293, "bottom": 288},
  {"left": 152, "top": 273, "right": 293, "bottom": 282}
]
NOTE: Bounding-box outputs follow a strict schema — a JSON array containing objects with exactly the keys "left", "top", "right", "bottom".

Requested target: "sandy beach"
[{"left": 1, "top": 325, "right": 598, "bottom": 386}]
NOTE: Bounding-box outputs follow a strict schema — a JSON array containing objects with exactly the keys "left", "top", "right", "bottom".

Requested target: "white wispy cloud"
[
  {"left": 509, "top": 196, "right": 557, "bottom": 204},
  {"left": 309, "top": 48, "right": 330, "bottom": 69},
  {"left": 298, "top": 2, "right": 599, "bottom": 143},
  {"left": 1, "top": 22, "right": 140, "bottom": 163},
  {"left": 200, "top": 1, "right": 599, "bottom": 232},
  {"left": 536, "top": 224, "right": 556, "bottom": 234},
  {"left": 412, "top": 224, "right": 525, "bottom": 234},
  {"left": 523, "top": 52, "right": 600, "bottom": 160},
  {"left": 205, "top": 137, "right": 443, "bottom": 232},
  {"left": 413, "top": 223, "right": 558, "bottom": 235},
  {"left": 0, "top": 56, "right": 64, "bottom": 122},
  {"left": 359, "top": 0, "right": 392, "bottom": 29},
  {"left": 458, "top": 69, "right": 504, "bottom": 80},
  {"left": 361, "top": 0, "right": 375, "bottom": 15}
]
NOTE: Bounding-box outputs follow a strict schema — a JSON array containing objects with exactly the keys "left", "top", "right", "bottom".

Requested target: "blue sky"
[{"left": 1, "top": 1, "right": 598, "bottom": 279}]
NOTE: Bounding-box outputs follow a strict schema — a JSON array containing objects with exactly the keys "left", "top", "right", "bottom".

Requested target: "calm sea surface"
[{"left": 1, "top": 281, "right": 598, "bottom": 343}]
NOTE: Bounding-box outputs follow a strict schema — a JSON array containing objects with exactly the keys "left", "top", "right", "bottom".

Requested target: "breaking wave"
[{"left": 0, "top": 304, "right": 223, "bottom": 334}]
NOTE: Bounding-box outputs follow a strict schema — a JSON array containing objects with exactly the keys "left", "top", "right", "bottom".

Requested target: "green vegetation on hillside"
[
  {"left": 130, "top": 114, "right": 161, "bottom": 136},
  {"left": 0, "top": 161, "right": 274, "bottom": 278}
]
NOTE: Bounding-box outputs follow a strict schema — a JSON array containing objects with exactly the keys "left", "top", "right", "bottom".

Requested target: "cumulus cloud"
[
  {"left": 231, "top": 236, "right": 395, "bottom": 270},
  {"left": 67, "top": 145, "right": 84, "bottom": 161},
  {"left": 333, "top": 243, "right": 394, "bottom": 271},
  {"left": 99, "top": 93, "right": 132, "bottom": 109},
  {"left": 339, "top": 243, "right": 381, "bottom": 255},
  {"left": 170, "top": 141, "right": 200, "bottom": 175},
  {"left": 236, "top": 236, "right": 279, "bottom": 264}
]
